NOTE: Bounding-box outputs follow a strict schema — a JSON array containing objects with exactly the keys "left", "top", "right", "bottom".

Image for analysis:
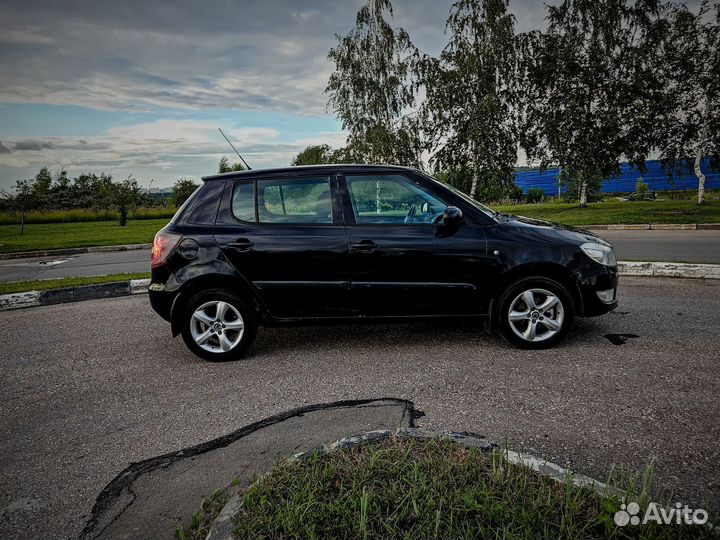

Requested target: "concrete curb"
[
  {"left": 586, "top": 223, "right": 720, "bottom": 230},
  {"left": 206, "top": 428, "right": 620, "bottom": 540},
  {"left": 2, "top": 260, "right": 719, "bottom": 311},
  {"left": 0, "top": 243, "right": 151, "bottom": 261},
  {"left": 617, "top": 261, "right": 720, "bottom": 279},
  {"left": 0, "top": 278, "right": 149, "bottom": 311}
]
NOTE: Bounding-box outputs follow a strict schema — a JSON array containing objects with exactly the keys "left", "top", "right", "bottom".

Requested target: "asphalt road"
[
  {"left": 599, "top": 229, "right": 720, "bottom": 263},
  {"left": 0, "top": 249, "right": 150, "bottom": 283},
  {"left": 0, "top": 229, "right": 719, "bottom": 283},
  {"left": 1, "top": 276, "right": 719, "bottom": 539}
]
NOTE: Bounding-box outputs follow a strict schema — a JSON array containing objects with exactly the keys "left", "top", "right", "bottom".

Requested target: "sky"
[{"left": 0, "top": 0, "right": 600, "bottom": 190}]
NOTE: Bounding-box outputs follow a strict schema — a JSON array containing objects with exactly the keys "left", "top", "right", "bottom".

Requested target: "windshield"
[{"left": 419, "top": 172, "right": 498, "bottom": 220}]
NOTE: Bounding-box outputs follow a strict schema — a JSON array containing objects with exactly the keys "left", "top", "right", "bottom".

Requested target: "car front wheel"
[
  {"left": 497, "top": 276, "right": 574, "bottom": 349},
  {"left": 180, "top": 289, "right": 258, "bottom": 361}
]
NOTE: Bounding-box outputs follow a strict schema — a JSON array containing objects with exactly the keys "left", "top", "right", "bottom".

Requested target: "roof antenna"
[{"left": 218, "top": 128, "right": 251, "bottom": 170}]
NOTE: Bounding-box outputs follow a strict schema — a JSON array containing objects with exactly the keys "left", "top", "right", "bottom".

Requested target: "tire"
[
  {"left": 497, "top": 276, "right": 574, "bottom": 349},
  {"left": 180, "top": 288, "right": 258, "bottom": 362}
]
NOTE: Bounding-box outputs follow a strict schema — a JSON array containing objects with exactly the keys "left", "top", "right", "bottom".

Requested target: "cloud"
[
  {"left": 0, "top": 0, "right": 362, "bottom": 114},
  {"left": 0, "top": 118, "right": 348, "bottom": 187},
  {"left": 0, "top": 0, "right": 575, "bottom": 115},
  {"left": 13, "top": 140, "right": 55, "bottom": 151}
]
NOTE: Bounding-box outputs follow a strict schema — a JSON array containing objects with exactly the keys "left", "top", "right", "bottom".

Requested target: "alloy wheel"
[
  {"left": 190, "top": 300, "right": 245, "bottom": 353},
  {"left": 507, "top": 288, "right": 564, "bottom": 343}
]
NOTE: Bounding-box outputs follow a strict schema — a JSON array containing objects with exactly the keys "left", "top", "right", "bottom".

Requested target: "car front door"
[
  {"left": 341, "top": 172, "right": 473, "bottom": 316},
  {"left": 214, "top": 174, "right": 351, "bottom": 319}
]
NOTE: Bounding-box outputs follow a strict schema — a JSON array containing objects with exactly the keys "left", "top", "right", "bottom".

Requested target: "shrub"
[
  {"left": 0, "top": 206, "right": 177, "bottom": 225},
  {"left": 526, "top": 187, "right": 544, "bottom": 203}
]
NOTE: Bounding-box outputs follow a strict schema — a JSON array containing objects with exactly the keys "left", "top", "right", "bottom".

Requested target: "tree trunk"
[
  {"left": 469, "top": 170, "right": 479, "bottom": 199},
  {"left": 579, "top": 180, "right": 588, "bottom": 208},
  {"left": 695, "top": 98, "right": 710, "bottom": 205},
  {"left": 470, "top": 143, "right": 479, "bottom": 199},
  {"left": 20, "top": 211, "right": 25, "bottom": 236}
]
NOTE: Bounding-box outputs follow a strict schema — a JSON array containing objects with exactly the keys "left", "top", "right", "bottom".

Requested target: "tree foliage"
[
  {"left": 656, "top": 0, "right": 720, "bottom": 203},
  {"left": 107, "top": 177, "right": 142, "bottom": 226},
  {"left": 292, "top": 144, "right": 336, "bottom": 166},
  {"left": 421, "top": 0, "right": 524, "bottom": 201},
  {"left": 218, "top": 156, "right": 246, "bottom": 173},
  {"left": 326, "top": 0, "right": 422, "bottom": 166},
  {"left": 521, "top": 0, "right": 670, "bottom": 206},
  {"left": 171, "top": 178, "right": 200, "bottom": 207},
  {"left": 0, "top": 167, "right": 159, "bottom": 229}
]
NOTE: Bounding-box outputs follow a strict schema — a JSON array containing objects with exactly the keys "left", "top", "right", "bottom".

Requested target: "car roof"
[{"left": 201, "top": 163, "right": 422, "bottom": 182}]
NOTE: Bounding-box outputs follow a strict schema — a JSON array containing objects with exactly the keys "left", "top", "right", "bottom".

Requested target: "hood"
[{"left": 498, "top": 213, "right": 606, "bottom": 246}]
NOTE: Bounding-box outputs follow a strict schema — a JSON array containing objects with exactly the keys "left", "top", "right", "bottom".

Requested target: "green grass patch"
[
  {"left": 0, "top": 272, "right": 150, "bottom": 295},
  {"left": 180, "top": 437, "right": 714, "bottom": 540},
  {"left": 0, "top": 206, "right": 177, "bottom": 225},
  {"left": 0, "top": 219, "right": 168, "bottom": 253},
  {"left": 494, "top": 199, "right": 720, "bottom": 226}
]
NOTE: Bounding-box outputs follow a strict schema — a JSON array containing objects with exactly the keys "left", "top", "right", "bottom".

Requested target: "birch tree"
[
  {"left": 658, "top": 0, "right": 719, "bottom": 204},
  {"left": 326, "top": 0, "right": 421, "bottom": 166},
  {"left": 521, "top": 0, "right": 669, "bottom": 207},
  {"left": 421, "top": 0, "right": 522, "bottom": 200}
]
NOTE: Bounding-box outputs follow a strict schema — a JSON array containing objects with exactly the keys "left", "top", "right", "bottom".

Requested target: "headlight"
[{"left": 580, "top": 242, "right": 617, "bottom": 266}]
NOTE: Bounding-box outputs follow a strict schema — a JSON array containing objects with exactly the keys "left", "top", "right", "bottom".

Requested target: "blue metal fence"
[{"left": 514, "top": 159, "right": 720, "bottom": 195}]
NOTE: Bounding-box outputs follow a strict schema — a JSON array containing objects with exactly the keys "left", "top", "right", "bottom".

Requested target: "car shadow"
[{"left": 247, "top": 316, "right": 608, "bottom": 357}]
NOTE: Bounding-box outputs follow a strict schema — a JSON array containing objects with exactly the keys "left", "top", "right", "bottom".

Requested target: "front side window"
[
  {"left": 346, "top": 174, "right": 447, "bottom": 225},
  {"left": 258, "top": 177, "right": 332, "bottom": 224}
]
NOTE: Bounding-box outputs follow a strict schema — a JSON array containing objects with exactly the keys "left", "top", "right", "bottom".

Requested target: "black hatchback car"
[{"left": 149, "top": 165, "right": 618, "bottom": 361}]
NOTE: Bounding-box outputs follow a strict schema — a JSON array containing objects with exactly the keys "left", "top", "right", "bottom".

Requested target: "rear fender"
[{"left": 169, "top": 262, "right": 266, "bottom": 336}]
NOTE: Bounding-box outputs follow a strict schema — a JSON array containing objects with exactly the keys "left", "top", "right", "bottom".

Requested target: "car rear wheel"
[
  {"left": 497, "top": 276, "right": 574, "bottom": 349},
  {"left": 180, "top": 289, "right": 257, "bottom": 361}
]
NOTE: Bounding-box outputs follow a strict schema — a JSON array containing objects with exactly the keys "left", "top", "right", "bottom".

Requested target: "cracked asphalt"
[{"left": 1, "top": 276, "right": 719, "bottom": 539}]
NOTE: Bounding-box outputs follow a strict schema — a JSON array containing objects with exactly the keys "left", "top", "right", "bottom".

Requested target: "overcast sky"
[{"left": 0, "top": 0, "right": 644, "bottom": 189}]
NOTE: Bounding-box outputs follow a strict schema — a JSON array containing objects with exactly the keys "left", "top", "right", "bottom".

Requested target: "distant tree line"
[
  {"left": 0, "top": 157, "right": 245, "bottom": 231},
  {"left": 295, "top": 0, "right": 719, "bottom": 206}
]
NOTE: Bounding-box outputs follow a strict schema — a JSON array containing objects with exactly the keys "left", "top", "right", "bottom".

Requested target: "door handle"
[
  {"left": 350, "top": 240, "right": 377, "bottom": 253},
  {"left": 227, "top": 239, "right": 254, "bottom": 252}
]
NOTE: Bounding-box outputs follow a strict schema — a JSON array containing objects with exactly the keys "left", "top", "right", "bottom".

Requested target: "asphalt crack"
[{"left": 80, "top": 397, "right": 418, "bottom": 539}]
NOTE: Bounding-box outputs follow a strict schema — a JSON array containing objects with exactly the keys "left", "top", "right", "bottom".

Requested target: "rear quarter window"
[
  {"left": 173, "top": 180, "right": 225, "bottom": 225},
  {"left": 231, "top": 182, "right": 256, "bottom": 222}
]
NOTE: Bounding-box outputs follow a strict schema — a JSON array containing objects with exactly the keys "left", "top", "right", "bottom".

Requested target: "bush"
[
  {"left": 635, "top": 178, "right": 649, "bottom": 198},
  {"left": 0, "top": 206, "right": 176, "bottom": 225},
  {"left": 525, "top": 187, "right": 544, "bottom": 203}
]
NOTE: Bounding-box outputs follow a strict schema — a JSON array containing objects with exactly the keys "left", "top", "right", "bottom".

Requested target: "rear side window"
[
  {"left": 258, "top": 177, "right": 331, "bottom": 224},
  {"left": 174, "top": 180, "right": 224, "bottom": 225},
  {"left": 231, "top": 177, "right": 333, "bottom": 224}
]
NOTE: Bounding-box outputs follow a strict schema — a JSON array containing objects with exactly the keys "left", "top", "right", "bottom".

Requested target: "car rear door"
[{"left": 214, "top": 174, "right": 351, "bottom": 319}]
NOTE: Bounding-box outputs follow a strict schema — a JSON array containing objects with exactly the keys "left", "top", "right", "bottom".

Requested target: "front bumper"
[{"left": 578, "top": 265, "right": 619, "bottom": 317}]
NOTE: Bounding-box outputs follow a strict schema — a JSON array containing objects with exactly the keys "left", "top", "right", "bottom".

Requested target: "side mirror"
[{"left": 442, "top": 206, "right": 463, "bottom": 225}]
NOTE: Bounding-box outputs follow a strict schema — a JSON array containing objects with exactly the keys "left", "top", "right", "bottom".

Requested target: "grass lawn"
[
  {"left": 493, "top": 199, "right": 720, "bottom": 226},
  {"left": 0, "top": 272, "right": 150, "bottom": 295},
  {"left": 179, "top": 437, "right": 712, "bottom": 540},
  {"left": 0, "top": 219, "right": 168, "bottom": 253}
]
